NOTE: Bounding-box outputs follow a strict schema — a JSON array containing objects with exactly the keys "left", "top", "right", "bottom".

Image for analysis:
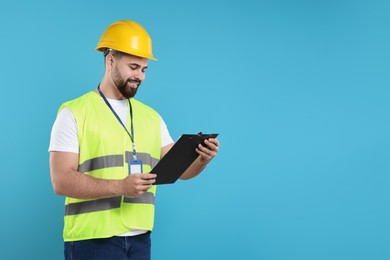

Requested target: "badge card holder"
[{"left": 128, "top": 159, "right": 143, "bottom": 174}]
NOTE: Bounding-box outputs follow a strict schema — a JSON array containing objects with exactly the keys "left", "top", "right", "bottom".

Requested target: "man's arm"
[{"left": 50, "top": 151, "right": 156, "bottom": 199}]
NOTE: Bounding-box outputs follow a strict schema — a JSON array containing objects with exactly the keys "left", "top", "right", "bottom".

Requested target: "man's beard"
[{"left": 112, "top": 65, "right": 141, "bottom": 99}]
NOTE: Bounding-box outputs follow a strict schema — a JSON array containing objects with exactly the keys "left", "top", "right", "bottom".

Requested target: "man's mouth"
[{"left": 128, "top": 80, "right": 140, "bottom": 88}]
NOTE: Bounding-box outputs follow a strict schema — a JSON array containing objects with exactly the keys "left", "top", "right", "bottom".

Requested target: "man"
[{"left": 49, "top": 20, "right": 219, "bottom": 260}]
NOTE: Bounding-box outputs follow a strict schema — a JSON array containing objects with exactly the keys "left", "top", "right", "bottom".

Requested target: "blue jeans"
[{"left": 64, "top": 232, "right": 151, "bottom": 260}]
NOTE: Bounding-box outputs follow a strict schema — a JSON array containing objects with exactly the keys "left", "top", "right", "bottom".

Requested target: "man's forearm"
[
  {"left": 51, "top": 168, "right": 123, "bottom": 199},
  {"left": 179, "top": 156, "right": 207, "bottom": 180}
]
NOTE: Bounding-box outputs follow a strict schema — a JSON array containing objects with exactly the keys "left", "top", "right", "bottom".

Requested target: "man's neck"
[{"left": 98, "top": 78, "right": 126, "bottom": 100}]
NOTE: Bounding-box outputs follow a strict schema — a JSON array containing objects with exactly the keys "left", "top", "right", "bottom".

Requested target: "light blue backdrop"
[{"left": 0, "top": 0, "right": 389, "bottom": 259}]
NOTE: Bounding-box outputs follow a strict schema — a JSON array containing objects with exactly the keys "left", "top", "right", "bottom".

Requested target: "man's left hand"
[{"left": 196, "top": 138, "right": 220, "bottom": 165}]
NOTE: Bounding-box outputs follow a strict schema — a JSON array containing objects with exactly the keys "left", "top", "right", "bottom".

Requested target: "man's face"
[{"left": 110, "top": 53, "right": 148, "bottom": 99}]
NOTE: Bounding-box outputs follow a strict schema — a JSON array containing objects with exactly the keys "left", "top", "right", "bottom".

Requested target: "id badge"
[{"left": 128, "top": 160, "right": 143, "bottom": 174}]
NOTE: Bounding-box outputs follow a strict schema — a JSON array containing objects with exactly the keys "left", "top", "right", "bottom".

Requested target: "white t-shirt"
[{"left": 49, "top": 98, "right": 174, "bottom": 236}]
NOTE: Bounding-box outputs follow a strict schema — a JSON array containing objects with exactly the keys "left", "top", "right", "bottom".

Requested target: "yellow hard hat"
[{"left": 96, "top": 20, "right": 157, "bottom": 60}]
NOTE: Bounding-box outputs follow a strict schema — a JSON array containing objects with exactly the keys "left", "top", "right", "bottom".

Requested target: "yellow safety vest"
[{"left": 59, "top": 91, "right": 161, "bottom": 241}]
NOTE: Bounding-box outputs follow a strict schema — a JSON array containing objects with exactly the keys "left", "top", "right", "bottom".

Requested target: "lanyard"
[{"left": 97, "top": 84, "right": 137, "bottom": 160}]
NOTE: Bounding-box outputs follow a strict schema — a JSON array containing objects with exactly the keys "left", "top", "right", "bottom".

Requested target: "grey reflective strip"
[
  {"left": 64, "top": 192, "right": 155, "bottom": 216},
  {"left": 78, "top": 153, "right": 159, "bottom": 173},
  {"left": 65, "top": 197, "right": 121, "bottom": 216},
  {"left": 123, "top": 192, "right": 155, "bottom": 204},
  {"left": 78, "top": 155, "right": 123, "bottom": 172},
  {"left": 125, "top": 152, "right": 160, "bottom": 168}
]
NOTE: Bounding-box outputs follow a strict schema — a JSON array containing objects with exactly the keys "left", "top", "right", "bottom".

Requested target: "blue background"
[{"left": 0, "top": 0, "right": 389, "bottom": 259}]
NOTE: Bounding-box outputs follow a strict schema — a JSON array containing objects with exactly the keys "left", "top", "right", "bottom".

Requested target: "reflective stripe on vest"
[
  {"left": 78, "top": 152, "right": 159, "bottom": 172},
  {"left": 65, "top": 192, "right": 155, "bottom": 216}
]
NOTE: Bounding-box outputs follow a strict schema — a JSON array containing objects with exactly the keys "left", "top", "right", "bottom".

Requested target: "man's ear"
[{"left": 105, "top": 54, "right": 115, "bottom": 70}]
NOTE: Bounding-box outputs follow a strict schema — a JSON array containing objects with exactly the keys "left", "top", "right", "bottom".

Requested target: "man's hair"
[{"left": 103, "top": 49, "right": 124, "bottom": 63}]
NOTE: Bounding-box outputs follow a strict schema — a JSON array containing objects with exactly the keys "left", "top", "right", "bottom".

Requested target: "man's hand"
[
  {"left": 121, "top": 173, "right": 156, "bottom": 198},
  {"left": 196, "top": 138, "right": 220, "bottom": 165}
]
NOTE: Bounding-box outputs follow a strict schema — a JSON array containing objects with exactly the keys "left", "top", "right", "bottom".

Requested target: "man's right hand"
[{"left": 121, "top": 173, "right": 156, "bottom": 198}]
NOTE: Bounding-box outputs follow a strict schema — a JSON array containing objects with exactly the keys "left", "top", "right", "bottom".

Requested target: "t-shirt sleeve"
[{"left": 48, "top": 108, "right": 79, "bottom": 153}]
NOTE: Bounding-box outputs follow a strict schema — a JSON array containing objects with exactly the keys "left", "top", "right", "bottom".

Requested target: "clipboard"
[{"left": 152, "top": 133, "right": 219, "bottom": 185}]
